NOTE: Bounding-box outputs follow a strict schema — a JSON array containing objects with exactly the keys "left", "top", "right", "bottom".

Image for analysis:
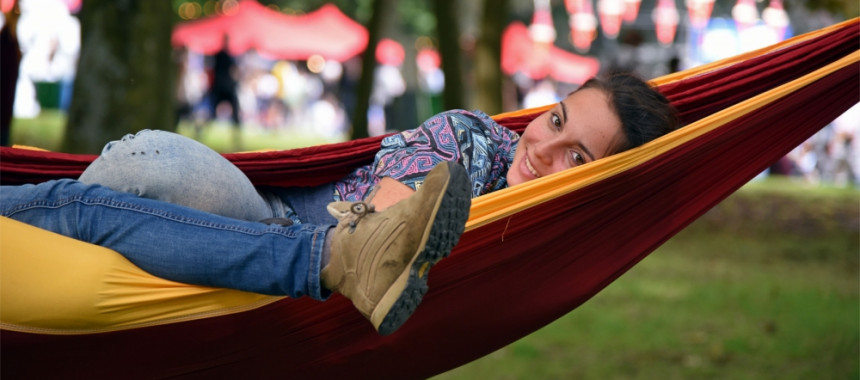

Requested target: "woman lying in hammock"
[{"left": 0, "top": 72, "right": 678, "bottom": 336}]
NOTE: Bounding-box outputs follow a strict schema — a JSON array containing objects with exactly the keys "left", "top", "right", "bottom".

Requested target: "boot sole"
[{"left": 372, "top": 161, "right": 471, "bottom": 335}]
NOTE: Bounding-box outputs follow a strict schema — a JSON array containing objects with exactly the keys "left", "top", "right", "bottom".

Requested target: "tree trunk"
[
  {"left": 63, "top": 0, "right": 175, "bottom": 154},
  {"left": 474, "top": 0, "right": 508, "bottom": 115},
  {"left": 434, "top": 0, "right": 466, "bottom": 111},
  {"left": 350, "top": 0, "right": 393, "bottom": 140}
]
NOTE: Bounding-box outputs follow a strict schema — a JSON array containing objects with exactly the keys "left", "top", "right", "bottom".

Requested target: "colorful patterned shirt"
[{"left": 334, "top": 109, "right": 520, "bottom": 201}]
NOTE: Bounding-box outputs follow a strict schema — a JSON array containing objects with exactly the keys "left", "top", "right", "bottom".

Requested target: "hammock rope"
[{"left": 1, "top": 18, "right": 857, "bottom": 380}]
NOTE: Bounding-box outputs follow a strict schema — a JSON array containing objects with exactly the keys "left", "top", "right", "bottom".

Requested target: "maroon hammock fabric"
[{"left": 0, "top": 21, "right": 857, "bottom": 379}]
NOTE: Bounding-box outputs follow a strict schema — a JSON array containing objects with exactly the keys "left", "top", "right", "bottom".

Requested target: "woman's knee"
[
  {"left": 93, "top": 129, "right": 212, "bottom": 162},
  {"left": 78, "top": 130, "right": 271, "bottom": 220},
  {"left": 79, "top": 130, "right": 208, "bottom": 191}
]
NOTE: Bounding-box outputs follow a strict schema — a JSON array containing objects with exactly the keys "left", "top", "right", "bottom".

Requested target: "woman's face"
[{"left": 507, "top": 88, "right": 623, "bottom": 187}]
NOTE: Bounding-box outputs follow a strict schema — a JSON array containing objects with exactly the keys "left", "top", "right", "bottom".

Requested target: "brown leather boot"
[{"left": 321, "top": 161, "right": 470, "bottom": 335}]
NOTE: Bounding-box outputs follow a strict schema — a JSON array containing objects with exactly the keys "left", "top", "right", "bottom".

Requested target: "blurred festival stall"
[
  {"left": 171, "top": 0, "right": 370, "bottom": 139},
  {"left": 502, "top": 21, "right": 601, "bottom": 86},
  {"left": 172, "top": 1, "right": 367, "bottom": 62},
  {"left": 5, "top": 0, "right": 80, "bottom": 118},
  {"left": 503, "top": 0, "right": 601, "bottom": 87}
]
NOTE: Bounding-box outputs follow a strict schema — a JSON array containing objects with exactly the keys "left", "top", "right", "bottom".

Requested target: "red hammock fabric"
[{"left": 1, "top": 21, "right": 857, "bottom": 379}]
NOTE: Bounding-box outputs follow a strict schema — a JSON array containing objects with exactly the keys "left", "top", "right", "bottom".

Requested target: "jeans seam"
[
  {"left": 307, "top": 225, "right": 331, "bottom": 300},
  {"left": 2, "top": 196, "right": 304, "bottom": 238}
]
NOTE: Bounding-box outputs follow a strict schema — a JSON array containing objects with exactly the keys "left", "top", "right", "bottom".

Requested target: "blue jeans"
[
  {"left": 1, "top": 130, "right": 336, "bottom": 299},
  {"left": 1, "top": 179, "right": 331, "bottom": 299}
]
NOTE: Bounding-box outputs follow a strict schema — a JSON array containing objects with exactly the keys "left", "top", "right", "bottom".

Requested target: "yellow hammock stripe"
[{"left": 0, "top": 217, "right": 284, "bottom": 334}]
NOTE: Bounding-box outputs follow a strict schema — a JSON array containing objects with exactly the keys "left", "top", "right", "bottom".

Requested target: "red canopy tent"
[
  {"left": 171, "top": 1, "right": 368, "bottom": 62},
  {"left": 502, "top": 21, "right": 601, "bottom": 85}
]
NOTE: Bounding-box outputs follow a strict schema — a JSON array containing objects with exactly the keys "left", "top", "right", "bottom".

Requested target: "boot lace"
[{"left": 347, "top": 202, "right": 375, "bottom": 233}]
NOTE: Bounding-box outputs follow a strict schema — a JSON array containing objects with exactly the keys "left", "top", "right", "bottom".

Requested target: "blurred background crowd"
[{"left": 1, "top": 0, "right": 856, "bottom": 186}]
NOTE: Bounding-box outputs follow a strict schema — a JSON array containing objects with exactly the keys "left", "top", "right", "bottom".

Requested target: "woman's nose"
[{"left": 533, "top": 139, "right": 556, "bottom": 165}]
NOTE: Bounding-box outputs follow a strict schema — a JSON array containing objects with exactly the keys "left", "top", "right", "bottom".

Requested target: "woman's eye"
[
  {"left": 551, "top": 114, "right": 562, "bottom": 130},
  {"left": 571, "top": 151, "right": 585, "bottom": 165}
]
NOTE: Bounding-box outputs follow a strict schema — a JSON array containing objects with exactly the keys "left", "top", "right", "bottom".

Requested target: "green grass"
[
  {"left": 173, "top": 122, "right": 343, "bottom": 153},
  {"left": 433, "top": 180, "right": 859, "bottom": 380},
  {"left": 9, "top": 110, "right": 68, "bottom": 150},
  {"left": 9, "top": 113, "right": 343, "bottom": 153}
]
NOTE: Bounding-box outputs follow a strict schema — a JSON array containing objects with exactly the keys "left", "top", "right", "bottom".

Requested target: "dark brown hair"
[{"left": 580, "top": 73, "right": 680, "bottom": 153}]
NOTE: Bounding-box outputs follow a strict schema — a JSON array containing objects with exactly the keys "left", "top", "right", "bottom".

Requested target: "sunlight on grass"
[
  {"left": 9, "top": 110, "right": 67, "bottom": 151},
  {"left": 9, "top": 112, "right": 347, "bottom": 153},
  {"left": 175, "top": 121, "right": 347, "bottom": 153}
]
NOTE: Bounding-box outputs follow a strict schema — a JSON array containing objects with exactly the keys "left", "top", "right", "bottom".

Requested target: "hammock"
[{"left": 1, "top": 19, "right": 857, "bottom": 379}]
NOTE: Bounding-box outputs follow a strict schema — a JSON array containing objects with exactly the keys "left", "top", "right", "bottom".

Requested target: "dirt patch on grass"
[{"left": 694, "top": 183, "right": 858, "bottom": 238}]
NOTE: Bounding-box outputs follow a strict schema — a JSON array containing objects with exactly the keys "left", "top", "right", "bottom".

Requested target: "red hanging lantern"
[
  {"left": 566, "top": 0, "right": 597, "bottom": 52},
  {"left": 622, "top": 0, "right": 641, "bottom": 23},
  {"left": 529, "top": 0, "right": 557, "bottom": 45},
  {"left": 1, "top": 0, "right": 14, "bottom": 13},
  {"left": 529, "top": 0, "right": 556, "bottom": 72},
  {"left": 597, "top": 0, "right": 624, "bottom": 39},
  {"left": 652, "top": 0, "right": 679, "bottom": 46},
  {"left": 376, "top": 39, "right": 405, "bottom": 66},
  {"left": 762, "top": 0, "right": 789, "bottom": 39},
  {"left": 685, "top": 0, "right": 714, "bottom": 29},
  {"left": 732, "top": 0, "right": 759, "bottom": 31}
]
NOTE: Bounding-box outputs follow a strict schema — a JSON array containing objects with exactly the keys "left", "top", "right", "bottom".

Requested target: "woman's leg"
[
  {"left": 1, "top": 179, "right": 330, "bottom": 299},
  {"left": 2, "top": 162, "right": 471, "bottom": 335},
  {"left": 79, "top": 130, "right": 272, "bottom": 221}
]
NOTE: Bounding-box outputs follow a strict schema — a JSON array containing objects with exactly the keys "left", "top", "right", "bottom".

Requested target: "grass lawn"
[
  {"left": 433, "top": 179, "right": 859, "bottom": 380},
  {"left": 9, "top": 110, "right": 68, "bottom": 151},
  {"left": 9, "top": 111, "right": 342, "bottom": 153}
]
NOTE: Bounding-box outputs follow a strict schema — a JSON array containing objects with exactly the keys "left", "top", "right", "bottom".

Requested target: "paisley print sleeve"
[
  {"left": 334, "top": 109, "right": 519, "bottom": 201},
  {"left": 375, "top": 110, "right": 518, "bottom": 197}
]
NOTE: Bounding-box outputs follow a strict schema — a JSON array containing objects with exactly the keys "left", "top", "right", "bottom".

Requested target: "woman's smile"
[{"left": 524, "top": 154, "right": 541, "bottom": 178}]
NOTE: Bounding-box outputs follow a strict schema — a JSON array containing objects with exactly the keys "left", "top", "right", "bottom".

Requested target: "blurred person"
[
  {"left": 310, "top": 92, "right": 347, "bottom": 139},
  {"left": 789, "top": 140, "right": 820, "bottom": 183},
  {"left": 209, "top": 34, "right": 241, "bottom": 147},
  {"left": 2, "top": 73, "right": 679, "bottom": 336},
  {"left": 1, "top": 2, "right": 21, "bottom": 146},
  {"left": 14, "top": 0, "right": 79, "bottom": 113},
  {"left": 826, "top": 103, "right": 859, "bottom": 186},
  {"left": 254, "top": 70, "right": 281, "bottom": 130},
  {"left": 274, "top": 61, "right": 319, "bottom": 133},
  {"left": 416, "top": 49, "right": 444, "bottom": 118},
  {"left": 174, "top": 47, "right": 207, "bottom": 137},
  {"left": 369, "top": 63, "right": 406, "bottom": 136},
  {"left": 337, "top": 57, "right": 361, "bottom": 123},
  {"left": 523, "top": 79, "right": 561, "bottom": 109}
]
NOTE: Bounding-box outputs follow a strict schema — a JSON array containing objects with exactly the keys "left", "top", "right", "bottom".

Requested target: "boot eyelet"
[{"left": 351, "top": 203, "right": 367, "bottom": 215}]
